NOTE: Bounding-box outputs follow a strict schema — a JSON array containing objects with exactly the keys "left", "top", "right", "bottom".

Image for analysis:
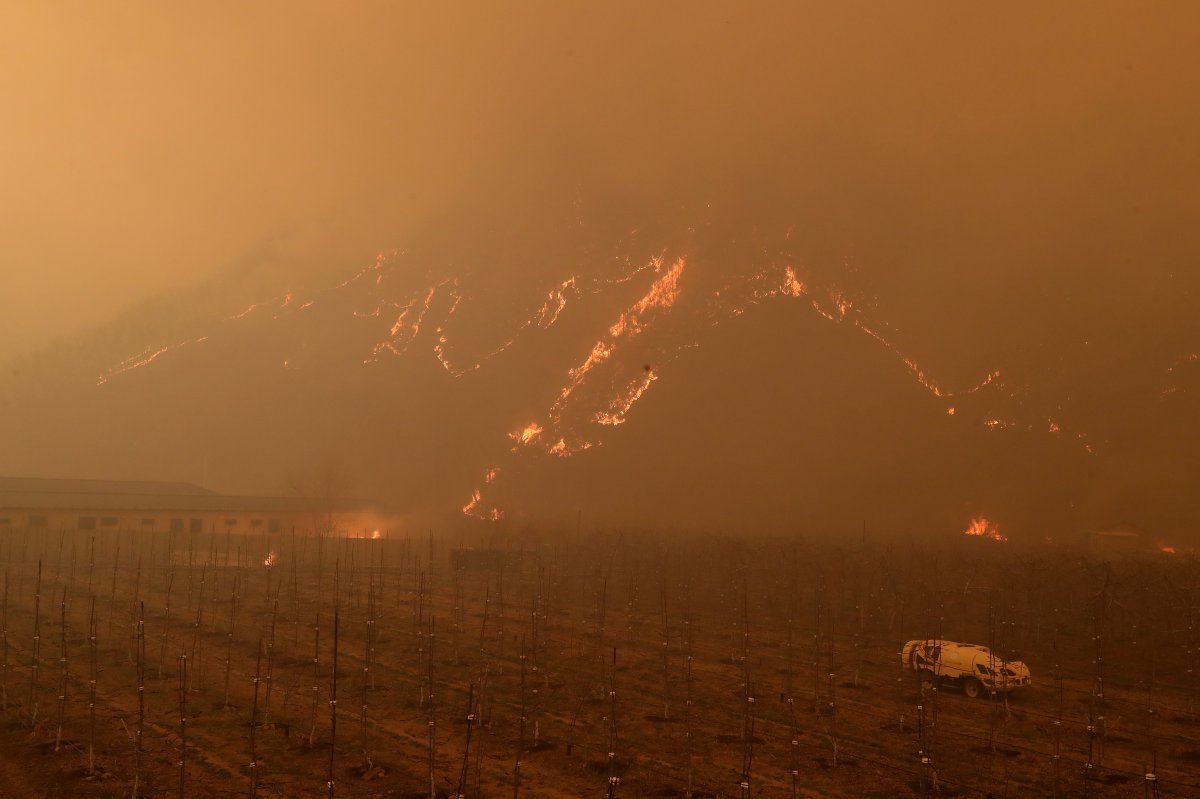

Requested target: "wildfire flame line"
[
  {"left": 593, "top": 367, "right": 658, "bottom": 426},
  {"left": 552, "top": 256, "right": 684, "bottom": 414},
  {"left": 87, "top": 239, "right": 1097, "bottom": 523},
  {"left": 99, "top": 251, "right": 396, "bottom": 383},
  {"left": 96, "top": 336, "right": 210, "bottom": 386}
]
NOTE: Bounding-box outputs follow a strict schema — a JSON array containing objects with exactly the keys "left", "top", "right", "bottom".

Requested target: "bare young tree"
[
  {"left": 359, "top": 584, "right": 371, "bottom": 751},
  {"left": 87, "top": 597, "right": 98, "bottom": 776},
  {"left": 263, "top": 588, "right": 279, "bottom": 726},
  {"left": 250, "top": 638, "right": 264, "bottom": 799},
  {"left": 684, "top": 578, "right": 695, "bottom": 799},
  {"left": 53, "top": 588, "right": 68, "bottom": 752},
  {"left": 514, "top": 639, "right": 526, "bottom": 799},
  {"left": 2, "top": 569, "right": 8, "bottom": 711},
  {"left": 178, "top": 652, "right": 189, "bottom": 799},
  {"left": 606, "top": 646, "right": 620, "bottom": 799},
  {"left": 328, "top": 605, "right": 340, "bottom": 799},
  {"left": 658, "top": 559, "right": 671, "bottom": 720},
  {"left": 426, "top": 616, "right": 438, "bottom": 799},
  {"left": 107, "top": 543, "right": 120, "bottom": 639},
  {"left": 30, "top": 559, "right": 43, "bottom": 727},
  {"left": 738, "top": 572, "right": 755, "bottom": 799},
  {"left": 160, "top": 564, "right": 175, "bottom": 679},
  {"left": 133, "top": 602, "right": 146, "bottom": 799},
  {"left": 455, "top": 682, "right": 476, "bottom": 799},
  {"left": 223, "top": 571, "right": 240, "bottom": 709},
  {"left": 190, "top": 564, "right": 208, "bottom": 691},
  {"left": 308, "top": 611, "right": 322, "bottom": 748}
]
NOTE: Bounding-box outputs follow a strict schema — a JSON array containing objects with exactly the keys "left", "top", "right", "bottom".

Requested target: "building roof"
[
  {"left": 0, "top": 492, "right": 314, "bottom": 514},
  {"left": 0, "top": 476, "right": 372, "bottom": 514},
  {"left": 1089, "top": 524, "right": 1144, "bottom": 538},
  {"left": 0, "top": 476, "right": 215, "bottom": 496}
]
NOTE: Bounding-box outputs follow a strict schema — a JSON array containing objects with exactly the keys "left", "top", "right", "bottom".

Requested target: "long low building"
[{"left": 0, "top": 476, "right": 398, "bottom": 537}]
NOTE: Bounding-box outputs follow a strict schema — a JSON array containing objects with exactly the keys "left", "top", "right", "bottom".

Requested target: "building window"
[
  {"left": 79, "top": 517, "right": 98, "bottom": 530},
  {"left": 250, "top": 519, "right": 263, "bottom": 529},
  {"left": 141, "top": 518, "right": 155, "bottom": 528},
  {"left": 225, "top": 519, "right": 237, "bottom": 527},
  {"left": 0, "top": 517, "right": 10, "bottom": 527},
  {"left": 268, "top": 519, "right": 281, "bottom": 534},
  {"left": 29, "top": 515, "right": 48, "bottom": 528},
  {"left": 189, "top": 518, "right": 203, "bottom": 534},
  {"left": 170, "top": 518, "right": 185, "bottom": 533},
  {"left": 100, "top": 517, "right": 119, "bottom": 527}
]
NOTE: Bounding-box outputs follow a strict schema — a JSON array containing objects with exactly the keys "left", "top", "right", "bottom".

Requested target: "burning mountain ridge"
[{"left": 0, "top": 206, "right": 1196, "bottom": 539}]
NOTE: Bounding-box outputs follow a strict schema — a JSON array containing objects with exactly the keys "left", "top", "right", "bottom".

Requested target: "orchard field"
[{"left": 0, "top": 526, "right": 1198, "bottom": 798}]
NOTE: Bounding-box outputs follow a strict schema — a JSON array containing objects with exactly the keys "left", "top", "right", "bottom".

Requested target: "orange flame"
[
  {"left": 963, "top": 516, "right": 1007, "bottom": 542},
  {"left": 535, "top": 256, "right": 687, "bottom": 454},
  {"left": 1156, "top": 539, "right": 1177, "bottom": 554},
  {"left": 594, "top": 368, "right": 658, "bottom": 426},
  {"left": 561, "top": 341, "right": 616, "bottom": 400},
  {"left": 263, "top": 550, "right": 277, "bottom": 568},
  {"left": 462, "top": 486, "right": 505, "bottom": 521},
  {"left": 390, "top": 284, "right": 440, "bottom": 339},
  {"left": 533, "top": 277, "right": 578, "bottom": 328},
  {"left": 606, "top": 257, "right": 685, "bottom": 338},
  {"left": 462, "top": 467, "right": 508, "bottom": 520},
  {"left": 509, "top": 422, "right": 544, "bottom": 447},
  {"left": 97, "top": 336, "right": 211, "bottom": 385},
  {"left": 93, "top": 245, "right": 1100, "bottom": 522},
  {"left": 781, "top": 266, "right": 806, "bottom": 297},
  {"left": 462, "top": 489, "right": 482, "bottom": 516}
]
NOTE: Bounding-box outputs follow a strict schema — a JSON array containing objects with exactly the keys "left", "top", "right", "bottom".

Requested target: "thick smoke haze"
[{"left": 2, "top": 3, "right": 1199, "bottom": 540}]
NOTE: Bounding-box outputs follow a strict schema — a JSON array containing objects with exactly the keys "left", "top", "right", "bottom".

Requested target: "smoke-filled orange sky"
[{"left": 3, "top": 2, "right": 1198, "bottom": 365}]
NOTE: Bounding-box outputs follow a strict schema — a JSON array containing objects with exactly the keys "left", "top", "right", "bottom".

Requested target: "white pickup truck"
[{"left": 901, "top": 639, "right": 1031, "bottom": 698}]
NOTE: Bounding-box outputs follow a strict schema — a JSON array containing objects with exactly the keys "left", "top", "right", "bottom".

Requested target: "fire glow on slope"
[
  {"left": 1161, "top": 352, "right": 1200, "bottom": 399},
  {"left": 491, "top": 249, "right": 1100, "bottom": 516},
  {"left": 464, "top": 257, "right": 686, "bottom": 518},
  {"left": 91, "top": 240, "right": 1091, "bottom": 524},
  {"left": 464, "top": 256, "right": 1031, "bottom": 519},
  {"left": 509, "top": 423, "right": 544, "bottom": 448},
  {"left": 546, "top": 256, "right": 685, "bottom": 439},
  {"left": 594, "top": 367, "right": 657, "bottom": 426}
]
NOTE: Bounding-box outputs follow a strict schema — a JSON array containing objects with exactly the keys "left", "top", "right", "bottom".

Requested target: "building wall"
[
  {"left": 0, "top": 508, "right": 399, "bottom": 537},
  {"left": 1085, "top": 531, "right": 1144, "bottom": 556}
]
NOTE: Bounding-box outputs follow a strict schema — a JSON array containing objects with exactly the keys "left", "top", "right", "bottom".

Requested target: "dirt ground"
[{"left": 0, "top": 528, "right": 1198, "bottom": 797}]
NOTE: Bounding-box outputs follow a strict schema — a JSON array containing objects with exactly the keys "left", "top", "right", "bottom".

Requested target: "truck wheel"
[
  {"left": 963, "top": 678, "right": 983, "bottom": 699},
  {"left": 919, "top": 669, "right": 937, "bottom": 691}
]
